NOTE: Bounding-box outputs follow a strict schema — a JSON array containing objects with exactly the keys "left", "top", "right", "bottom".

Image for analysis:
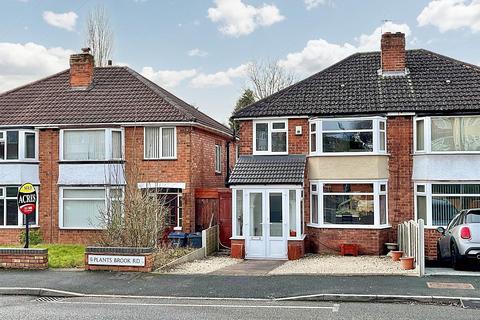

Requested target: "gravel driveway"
[
  {"left": 163, "top": 256, "right": 242, "bottom": 274},
  {"left": 269, "top": 254, "right": 417, "bottom": 275}
]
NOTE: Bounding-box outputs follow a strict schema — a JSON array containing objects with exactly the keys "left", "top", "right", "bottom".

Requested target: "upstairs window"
[
  {"left": 310, "top": 118, "right": 386, "bottom": 155},
  {"left": 144, "top": 127, "right": 176, "bottom": 159},
  {"left": 0, "top": 130, "right": 37, "bottom": 161},
  {"left": 215, "top": 144, "right": 222, "bottom": 173},
  {"left": 253, "top": 120, "right": 288, "bottom": 154},
  {"left": 415, "top": 116, "right": 480, "bottom": 153},
  {"left": 62, "top": 129, "right": 123, "bottom": 161}
]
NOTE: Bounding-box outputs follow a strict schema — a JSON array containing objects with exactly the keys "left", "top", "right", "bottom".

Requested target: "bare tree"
[
  {"left": 95, "top": 152, "right": 169, "bottom": 248},
  {"left": 84, "top": 5, "right": 114, "bottom": 67},
  {"left": 247, "top": 59, "right": 297, "bottom": 100}
]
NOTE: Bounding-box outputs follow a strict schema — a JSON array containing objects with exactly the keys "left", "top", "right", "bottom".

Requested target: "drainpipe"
[{"left": 225, "top": 141, "right": 230, "bottom": 187}]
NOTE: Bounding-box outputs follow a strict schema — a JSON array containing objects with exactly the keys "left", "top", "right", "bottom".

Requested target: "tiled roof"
[
  {"left": 0, "top": 66, "right": 232, "bottom": 136},
  {"left": 234, "top": 49, "right": 480, "bottom": 118},
  {"left": 228, "top": 155, "right": 306, "bottom": 185}
]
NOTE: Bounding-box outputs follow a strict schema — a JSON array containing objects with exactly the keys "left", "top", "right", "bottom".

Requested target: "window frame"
[
  {"left": 0, "top": 185, "right": 39, "bottom": 228},
  {"left": 309, "top": 180, "right": 389, "bottom": 229},
  {"left": 253, "top": 119, "right": 288, "bottom": 155},
  {"left": 0, "top": 130, "right": 38, "bottom": 162},
  {"left": 309, "top": 117, "right": 387, "bottom": 156},
  {"left": 414, "top": 115, "right": 480, "bottom": 154},
  {"left": 414, "top": 182, "right": 480, "bottom": 228},
  {"left": 143, "top": 126, "right": 177, "bottom": 160},
  {"left": 59, "top": 186, "right": 123, "bottom": 230},
  {"left": 60, "top": 128, "right": 124, "bottom": 162},
  {"left": 214, "top": 144, "right": 222, "bottom": 174}
]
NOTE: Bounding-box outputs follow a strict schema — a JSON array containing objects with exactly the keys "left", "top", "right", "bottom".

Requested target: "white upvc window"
[
  {"left": 59, "top": 186, "right": 123, "bottom": 229},
  {"left": 215, "top": 144, "right": 222, "bottom": 173},
  {"left": 309, "top": 180, "right": 389, "bottom": 228},
  {"left": 415, "top": 182, "right": 480, "bottom": 227},
  {"left": 253, "top": 119, "right": 288, "bottom": 155},
  {"left": 0, "top": 130, "right": 38, "bottom": 161},
  {"left": 0, "top": 186, "right": 38, "bottom": 228},
  {"left": 415, "top": 115, "right": 480, "bottom": 153},
  {"left": 144, "top": 127, "right": 177, "bottom": 159},
  {"left": 309, "top": 117, "right": 387, "bottom": 155},
  {"left": 61, "top": 128, "right": 124, "bottom": 161}
]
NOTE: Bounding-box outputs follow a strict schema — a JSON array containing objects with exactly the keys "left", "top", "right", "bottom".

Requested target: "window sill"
[
  {"left": 425, "top": 226, "right": 446, "bottom": 230},
  {"left": 0, "top": 225, "right": 39, "bottom": 229},
  {"left": 59, "top": 227, "right": 105, "bottom": 231},
  {"left": 308, "top": 153, "right": 389, "bottom": 157},
  {"left": 230, "top": 236, "right": 245, "bottom": 240},
  {"left": 288, "top": 234, "right": 306, "bottom": 241},
  {"left": 413, "top": 152, "right": 480, "bottom": 156},
  {"left": 59, "top": 160, "right": 125, "bottom": 164},
  {"left": 143, "top": 158, "right": 178, "bottom": 161},
  {"left": 307, "top": 223, "right": 392, "bottom": 230},
  {"left": 0, "top": 160, "right": 39, "bottom": 164},
  {"left": 252, "top": 152, "right": 288, "bottom": 156}
]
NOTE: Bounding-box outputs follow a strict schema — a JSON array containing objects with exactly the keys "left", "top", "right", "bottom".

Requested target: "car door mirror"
[{"left": 436, "top": 226, "right": 445, "bottom": 235}]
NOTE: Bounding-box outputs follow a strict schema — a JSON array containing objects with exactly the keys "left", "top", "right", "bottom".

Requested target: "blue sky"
[{"left": 1, "top": 0, "right": 480, "bottom": 124}]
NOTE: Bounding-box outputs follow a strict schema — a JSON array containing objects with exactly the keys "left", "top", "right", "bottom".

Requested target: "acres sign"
[{"left": 17, "top": 183, "right": 37, "bottom": 216}]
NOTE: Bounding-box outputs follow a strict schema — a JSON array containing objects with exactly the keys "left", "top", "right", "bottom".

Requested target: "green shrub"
[{"left": 19, "top": 229, "right": 42, "bottom": 246}]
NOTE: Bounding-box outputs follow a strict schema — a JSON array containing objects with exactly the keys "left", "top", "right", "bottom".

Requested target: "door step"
[{"left": 216, "top": 248, "right": 231, "bottom": 257}]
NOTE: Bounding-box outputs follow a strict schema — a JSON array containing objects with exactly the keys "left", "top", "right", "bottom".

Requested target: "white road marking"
[{"left": 51, "top": 300, "right": 338, "bottom": 311}]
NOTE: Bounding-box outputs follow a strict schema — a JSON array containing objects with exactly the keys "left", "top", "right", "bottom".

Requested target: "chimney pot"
[
  {"left": 381, "top": 32, "right": 406, "bottom": 73},
  {"left": 69, "top": 49, "right": 94, "bottom": 88},
  {"left": 108, "top": 60, "right": 112, "bottom": 66}
]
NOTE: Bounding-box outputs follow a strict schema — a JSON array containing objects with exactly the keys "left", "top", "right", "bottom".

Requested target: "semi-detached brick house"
[
  {"left": 0, "top": 49, "right": 233, "bottom": 245},
  {"left": 229, "top": 32, "right": 480, "bottom": 261}
]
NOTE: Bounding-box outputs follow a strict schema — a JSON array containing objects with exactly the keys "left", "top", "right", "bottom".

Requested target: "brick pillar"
[{"left": 387, "top": 116, "right": 414, "bottom": 242}]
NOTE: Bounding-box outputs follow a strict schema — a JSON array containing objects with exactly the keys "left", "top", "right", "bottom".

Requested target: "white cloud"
[
  {"left": 190, "top": 64, "right": 248, "bottom": 88},
  {"left": 207, "top": 0, "right": 284, "bottom": 37},
  {"left": 279, "top": 21, "right": 411, "bottom": 75},
  {"left": 141, "top": 67, "right": 197, "bottom": 88},
  {"left": 304, "top": 0, "right": 329, "bottom": 10},
  {"left": 0, "top": 42, "right": 73, "bottom": 93},
  {"left": 188, "top": 48, "right": 208, "bottom": 57},
  {"left": 42, "top": 11, "right": 78, "bottom": 31},
  {"left": 417, "top": 0, "right": 480, "bottom": 33}
]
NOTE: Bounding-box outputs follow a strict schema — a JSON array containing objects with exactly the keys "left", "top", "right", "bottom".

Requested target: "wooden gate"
[{"left": 195, "top": 188, "right": 232, "bottom": 247}]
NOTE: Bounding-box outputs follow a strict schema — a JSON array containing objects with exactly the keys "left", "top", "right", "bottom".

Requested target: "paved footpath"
[{"left": 1, "top": 270, "right": 480, "bottom": 302}]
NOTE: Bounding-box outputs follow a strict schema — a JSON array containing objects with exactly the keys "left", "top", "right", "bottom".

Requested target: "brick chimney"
[
  {"left": 381, "top": 32, "right": 405, "bottom": 73},
  {"left": 69, "top": 48, "right": 94, "bottom": 88}
]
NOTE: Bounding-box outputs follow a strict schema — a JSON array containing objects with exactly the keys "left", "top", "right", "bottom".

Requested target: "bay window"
[
  {"left": 309, "top": 117, "right": 386, "bottom": 155},
  {"left": 415, "top": 116, "right": 480, "bottom": 153},
  {"left": 415, "top": 183, "right": 480, "bottom": 227},
  {"left": 0, "top": 186, "right": 38, "bottom": 227},
  {"left": 61, "top": 129, "right": 123, "bottom": 161},
  {"left": 310, "top": 181, "right": 388, "bottom": 227},
  {"left": 253, "top": 120, "right": 288, "bottom": 154},
  {"left": 144, "top": 127, "right": 176, "bottom": 159},
  {"left": 0, "top": 130, "right": 37, "bottom": 161},
  {"left": 60, "top": 186, "right": 124, "bottom": 229}
]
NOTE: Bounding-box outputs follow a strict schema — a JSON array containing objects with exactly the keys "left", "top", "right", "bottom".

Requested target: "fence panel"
[
  {"left": 397, "top": 219, "right": 425, "bottom": 276},
  {"left": 202, "top": 225, "right": 219, "bottom": 256}
]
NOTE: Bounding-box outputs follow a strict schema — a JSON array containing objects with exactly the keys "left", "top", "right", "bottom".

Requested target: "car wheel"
[
  {"left": 451, "top": 242, "right": 463, "bottom": 270},
  {"left": 437, "top": 243, "right": 443, "bottom": 265}
]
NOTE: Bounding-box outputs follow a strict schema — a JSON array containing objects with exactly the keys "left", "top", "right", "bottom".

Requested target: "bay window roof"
[
  {"left": 233, "top": 49, "right": 480, "bottom": 119},
  {"left": 228, "top": 155, "right": 306, "bottom": 185}
]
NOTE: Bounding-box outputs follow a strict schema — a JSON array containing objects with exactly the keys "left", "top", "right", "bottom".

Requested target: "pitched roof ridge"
[
  {"left": 0, "top": 69, "right": 69, "bottom": 98},
  {"left": 234, "top": 53, "right": 362, "bottom": 118}
]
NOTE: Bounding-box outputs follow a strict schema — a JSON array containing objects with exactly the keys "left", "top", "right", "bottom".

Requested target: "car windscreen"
[{"left": 466, "top": 212, "right": 480, "bottom": 223}]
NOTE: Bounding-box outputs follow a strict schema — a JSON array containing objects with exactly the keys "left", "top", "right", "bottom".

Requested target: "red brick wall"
[
  {"left": 238, "top": 120, "right": 253, "bottom": 155},
  {"left": 425, "top": 229, "right": 442, "bottom": 260},
  {"left": 387, "top": 116, "right": 414, "bottom": 242},
  {"left": 0, "top": 251, "right": 48, "bottom": 270},
  {"left": 306, "top": 227, "right": 390, "bottom": 255}
]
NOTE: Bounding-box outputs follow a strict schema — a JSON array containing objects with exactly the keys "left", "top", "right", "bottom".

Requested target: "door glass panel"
[
  {"left": 269, "top": 193, "right": 283, "bottom": 237},
  {"left": 289, "top": 190, "right": 297, "bottom": 236},
  {"left": 250, "top": 193, "right": 262, "bottom": 236}
]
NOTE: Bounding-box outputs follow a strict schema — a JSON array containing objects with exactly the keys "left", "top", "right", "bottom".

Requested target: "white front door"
[{"left": 245, "top": 190, "right": 287, "bottom": 259}]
